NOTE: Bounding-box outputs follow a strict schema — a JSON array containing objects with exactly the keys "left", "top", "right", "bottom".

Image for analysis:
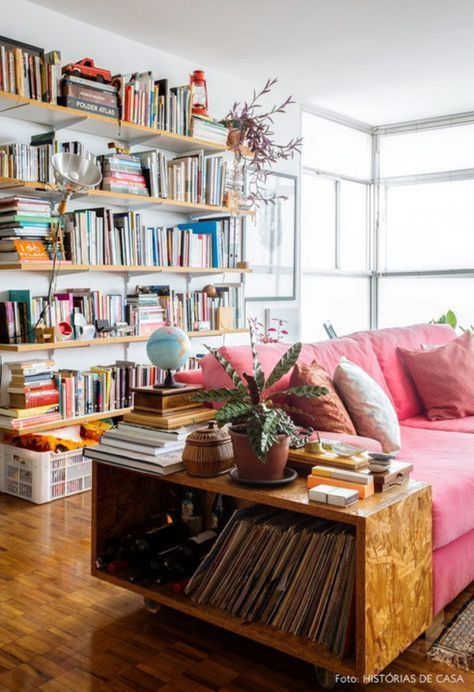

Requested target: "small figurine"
[{"left": 62, "top": 58, "right": 112, "bottom": 84}]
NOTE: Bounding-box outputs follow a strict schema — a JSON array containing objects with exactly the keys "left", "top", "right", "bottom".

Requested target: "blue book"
[{"left": 177, "top": 221, "right": 219, "bottom": 268}]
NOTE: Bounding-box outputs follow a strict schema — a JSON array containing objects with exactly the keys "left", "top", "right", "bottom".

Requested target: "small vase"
[
  {"left": 227, "top": 126, "right": 246, "bottom": 149},
  {"left": 229, "top": 428, "right": 289, "bottom": 481}
]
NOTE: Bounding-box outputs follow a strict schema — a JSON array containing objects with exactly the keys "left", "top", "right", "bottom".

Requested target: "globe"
[{"left": 146, "top": 326, "right": 192, "bottom": 373}]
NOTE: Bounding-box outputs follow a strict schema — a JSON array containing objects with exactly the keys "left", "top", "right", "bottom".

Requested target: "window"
[{"left": 301, "top": 110, "right": 372, "bottom": 340}]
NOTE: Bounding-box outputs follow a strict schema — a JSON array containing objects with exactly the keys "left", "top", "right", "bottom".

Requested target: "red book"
[{"left": 9, "top": 388, "right": 60, "bottom": 409}]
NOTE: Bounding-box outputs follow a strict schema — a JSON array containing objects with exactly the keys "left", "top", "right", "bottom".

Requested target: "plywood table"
[{"left": 91, "top": 461, "right": 432, "bottom": 687}]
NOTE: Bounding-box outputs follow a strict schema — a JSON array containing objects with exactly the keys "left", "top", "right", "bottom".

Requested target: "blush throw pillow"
[
  {"left": 287, "top": 361, "right": 356, "bottom": 435},
  {"left": 398, "top": 332, "right": 474, "bottom": 420},
  {"left": 333, "top": 357, "right": 401, "bottom": 452}
]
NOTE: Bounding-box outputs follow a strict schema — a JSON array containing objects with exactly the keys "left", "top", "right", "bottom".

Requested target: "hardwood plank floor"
[{"left": 0, "top": 491, "right": 472, "bottom": 691}]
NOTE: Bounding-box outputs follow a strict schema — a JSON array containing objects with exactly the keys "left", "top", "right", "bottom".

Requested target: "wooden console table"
[{"left": 91, "top": 461, "right": 432, "bottom": 685}]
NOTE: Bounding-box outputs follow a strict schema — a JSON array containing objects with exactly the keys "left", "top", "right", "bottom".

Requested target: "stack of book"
[
  {"left": 124, "top": 385, "right": 214, "bottom": 430},
  {"left": 167, "top": 152, "right": 226, "bottom": 206},
  {"left": 0, "top": 138, "right": 91, "bottom": 183},
  {"left": 186, "top": 505, "right": 355, "bottom": 658},
  {"left": 126, "top": 292, "right": 166, "bottom": 337},
  {"left": 84, "top": 421, "right": 201, "bottom": 476},
  {"left": 0, "top": 37, "right": 60, "bottom": 103},
  {"left": 191, "top": 115, "right": 229, "bottom": 146},
  {"left": 100, "top": 154, "right": 148, "bottom": 196},
  {"left": 113, "top": 73, "right": 168, "bottom": 130},
  {"left": 60, "top": 74, "right": 119, "bottom": 119},
  {"left": 0, "top": 360, "right": 61, "bottom": 430},
  {"left": 0, "top": 196, "right": 53, "bottom": 265}
]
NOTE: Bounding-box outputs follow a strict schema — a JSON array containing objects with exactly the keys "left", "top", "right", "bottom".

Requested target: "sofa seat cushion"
[
  {"left": 432, "top": 529, "right": 474, "bottom": 614},
  {"left": 352, "top": 324, "right": 456, "bottom": 421},
  {"left": 200, "top": 336, "right": 390, "bottom": 398},
  {"left": 400, "top": 426, "right": 474, "bottom": 549},
  {"left": 402, "top": 415, "right": 474, "bottom": 434}
]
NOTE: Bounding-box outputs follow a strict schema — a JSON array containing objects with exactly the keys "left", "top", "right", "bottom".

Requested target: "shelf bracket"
[{"left": 53, "top": 115, "right": 88, "bottom": 133}]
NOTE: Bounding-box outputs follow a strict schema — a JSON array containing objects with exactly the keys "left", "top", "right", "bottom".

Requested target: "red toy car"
[{"left": 62, "top": 58, "right": 112, "bottom": 84}]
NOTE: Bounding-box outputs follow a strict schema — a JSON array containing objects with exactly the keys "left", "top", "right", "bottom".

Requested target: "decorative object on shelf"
[
  {"left": 202, "top": 284, "right": 217, "bottom": 298},
  {"left": 216, "top": 306, "right": 234, "bottom": 331},
  {"left": 246, "top": 172, "right": 297, "bottom": 300},
  {"left": 108, "top": 141, "right": 131, "bottom": 156},
  {"left": 192, "top": 324, "right": 328, "bottom": 481},
  {"left": 57, "top": 321, "right": 73, "bottom": 340},
  {"left": 62, "top": 58, "right": 112, "bottom": 84},
  {"left": 182, "top": 421, "right": 234, "bottom": 477},
  {"left": 35, "top": 325, "right": 59, "bottom": 344},
  {"left": 114, "top": 322, "right": 135, "bottom": 337},
  {"left": 147, "top": 326, "right": 192, "bottom": 388},
  {"left": 189, "top": 70, "right": 208, "bottom": 116},
  {"left": 222, "top": 78, "right": 302, "bottom": 208},
  {"left": 94, "top": 319, "right": 114, "bottom": 336}
]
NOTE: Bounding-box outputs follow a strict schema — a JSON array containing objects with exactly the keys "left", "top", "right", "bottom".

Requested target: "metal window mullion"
[
  {"left": 335, "top": 179, "right": 341, "bottom": 270},
  {"left": 303, "top": 165, "right": 371, "bottom": 185}
]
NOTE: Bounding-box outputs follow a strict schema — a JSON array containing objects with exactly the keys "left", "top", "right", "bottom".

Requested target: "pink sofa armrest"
[
  {"left": 175, "top": 369, "right": 204, "bottom": 385},
  {"left": 315, "top": 430, "right": 383, "bottom": 453}
]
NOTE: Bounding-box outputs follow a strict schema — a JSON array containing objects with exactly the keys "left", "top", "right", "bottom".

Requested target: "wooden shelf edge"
[
  {"left": 94, "top": 569, "right": 355, "bottom": 676},
  {"left": 0, "top": 329, "right": 249, "bottom": 352},
  {"left": 0, "top": 90, "right": 228, "bottom": 153},
  {"left": 0, "top": 407, "right": 131, "bottom": 434},
  {"left": 0, "top": 263, "right": 252, "bottom": 274}
]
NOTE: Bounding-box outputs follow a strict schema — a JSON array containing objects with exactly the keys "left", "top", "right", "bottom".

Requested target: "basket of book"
[{"left": 0, "top": 443, "right": 91, "bottom": 504}]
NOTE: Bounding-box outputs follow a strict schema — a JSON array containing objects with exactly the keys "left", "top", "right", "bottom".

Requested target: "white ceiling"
[{"left": 30, "top": 0, "right": 474, "bottom": 125}]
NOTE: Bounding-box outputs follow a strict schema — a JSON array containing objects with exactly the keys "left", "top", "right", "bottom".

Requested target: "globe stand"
[{"left": 153, "top": 369, "right": 187, "bottom": 389}]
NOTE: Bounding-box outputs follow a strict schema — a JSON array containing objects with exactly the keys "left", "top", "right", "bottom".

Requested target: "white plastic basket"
[{"left": 0, "top": 443, "right": 92, "bottom": 504}]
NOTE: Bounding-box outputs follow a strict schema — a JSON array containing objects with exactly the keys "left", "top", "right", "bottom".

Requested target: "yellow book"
[{"left": 0, "top": 403, "right": 59, "bottom": 419}]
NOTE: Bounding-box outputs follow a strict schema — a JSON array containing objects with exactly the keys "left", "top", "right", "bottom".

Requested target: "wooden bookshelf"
[
  {"left": 0, "top": 407, "right": 131, "bottom": 434},
  {"left": 0, "top": 176, "right": 254, "bottom": 216},
  {"left": 0, "top": 90, "right": 228, "bottom": 153},
  {"left": 0, "top": 262, "right": 251, "bottom": 275},
  {"left": 0, "top": 328, "right": 249, "bottom": 352},
  {"left": 91, "top": 461, "right": 433, "bottom": 681}
]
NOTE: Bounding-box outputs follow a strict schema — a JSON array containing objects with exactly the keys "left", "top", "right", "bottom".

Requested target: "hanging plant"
[{"left": 222, "top": 78, "right": 302, "bottom": 207}]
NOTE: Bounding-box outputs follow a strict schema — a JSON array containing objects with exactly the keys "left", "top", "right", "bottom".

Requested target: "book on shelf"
[
  {"left": 185, "top": 505, "right": 355, "bottom": 658},
  {"left": 307, "top": 473, "right": 374, "bottom": 500},
  {"left": 131, "top": 384, "right": 203, "bottom": 414},
  {"left": 60, "top": 75, "right": 118, "bottom": 109},
  {"left": 114, "top": 420, "right": 204, "bottom": 443},
  {"left": 0, "top": 140, "right": 91, "bottom": 184},
  {"left": 0, "top": 411, "right": 62, "bottom": 430},
  {"left": 63, "top": 209, "right": 244, "bottom": 268},
  {"left": 167, "top": 151, "right": 227, "bottom": 206},
  {"left": 0, "top": 239, "right": 51, "bottom": 264},
  {"left": 99, "top": 153, "right": 149, "bottom": 196},
  {"left": 0, "top": 403, "right": 59, "bottom": 418},
  {"left": 0, "top": 35, "right": 60, "bottom": 104},
  {"left": 190, "top": 115, "right": 229, "bottom": 146}
]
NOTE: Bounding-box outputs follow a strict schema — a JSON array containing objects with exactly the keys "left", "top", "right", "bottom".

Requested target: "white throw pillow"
[{"left": 333, "top": 357, "right": 401, "bottom": 452}]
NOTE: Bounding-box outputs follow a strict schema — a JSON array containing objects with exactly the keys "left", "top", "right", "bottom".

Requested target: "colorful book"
[{"left": 307, "top": 474, "right": 374, "bottom": 500}]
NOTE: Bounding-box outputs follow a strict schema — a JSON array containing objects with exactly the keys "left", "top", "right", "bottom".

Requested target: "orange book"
[
  {"left": 307, "top": 474, "right": 374, "bottom": 500},
  {"left": 14, "top": 240, "right": 51, "bottom": 262}
]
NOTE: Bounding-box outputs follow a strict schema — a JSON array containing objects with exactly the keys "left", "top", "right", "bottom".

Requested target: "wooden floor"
[{"left": 0, "top": 492, "right": 472, "bottom": 692}]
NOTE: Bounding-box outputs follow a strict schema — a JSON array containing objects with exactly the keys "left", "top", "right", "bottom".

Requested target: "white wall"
[{"left": 0, "top": 0, "right": 301, "bottom": 400}]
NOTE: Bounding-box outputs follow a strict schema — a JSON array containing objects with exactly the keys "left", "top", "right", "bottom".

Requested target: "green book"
[{"left": 0, "top": 215, "right": 54, "bottom": 226}]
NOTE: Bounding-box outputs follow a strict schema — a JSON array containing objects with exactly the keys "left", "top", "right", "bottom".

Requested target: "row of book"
[
  {"left": 186, "top": 505, "right": 355, "bottom": 658},
  {"left": 63, "top": 211, "right": 243, "bottom": 268},
  {"left": 0, "top": 137, "right": 90, "bottom": 183},
  {"left": 0, "top": 37, "right": 61, "bottom": 104},
  {"left": 0, "top": 358, "right": 203, "bottom": 429}
]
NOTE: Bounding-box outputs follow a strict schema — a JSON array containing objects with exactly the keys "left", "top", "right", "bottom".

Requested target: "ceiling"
[{"left": 30, "top": 0, "right": 474, "bottom": 125}]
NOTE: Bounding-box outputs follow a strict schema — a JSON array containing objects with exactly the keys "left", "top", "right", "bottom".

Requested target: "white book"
[
  {"left": 312, "top": 465, "right": 373, "bottom": 485},
  {"left": 84, "top": 447, "right": 184, "bottom": 475},
  {"left": 97, "top": 443, "right": 182, "bottom": 465},
  {"left": 102, "top": 434, "right": 184, "bottom": 455},
  {"left": 117, "top": 421, "right": 202, "bottom": 442}
]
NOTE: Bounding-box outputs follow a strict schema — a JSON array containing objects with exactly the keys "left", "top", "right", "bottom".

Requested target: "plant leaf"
[
  {"left": 264, "top": 342, "right": 302, "bottom": 389},
  {"left": 280, "top": 385, "right": 329, "bottom": 398},
  {"left": 192, "top": 389, "right": 247, "bottom": 403},
  {"left": 243, "top": 373, "right": 260, "bottom": 405},
  {"left": 214, "top": 401, "right": 252, "bottom": 426},
  {"left": 206, "top": 346, "right": 245, "bottom": 392},
  {"left": 249, "top": 321, "right": 265, "bottom": 394}
]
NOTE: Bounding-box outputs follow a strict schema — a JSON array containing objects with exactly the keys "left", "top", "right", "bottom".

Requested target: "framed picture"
[{"left": 245, "top": 172, "right": 297, "bottom": 301}]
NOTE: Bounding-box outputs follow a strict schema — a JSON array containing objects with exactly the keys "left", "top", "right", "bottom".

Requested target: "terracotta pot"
[
  {"left": 229, "top": 428, "right": 290, "bottom": 481},
  {"left": 227, "top": 126, "right": 247, "bottom": 149}
]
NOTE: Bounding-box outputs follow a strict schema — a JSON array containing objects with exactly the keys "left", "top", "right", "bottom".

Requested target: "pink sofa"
[{"left": 177, "top": 324, "right": 474, "bottom": 615}]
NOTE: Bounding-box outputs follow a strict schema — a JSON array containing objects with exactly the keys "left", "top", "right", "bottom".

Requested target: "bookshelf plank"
[
  {"left": 0, "top": 329, "right": 249, "bottom": 352},
  {"left": 0, "top": 90, "right": 227, "bottom": 153},
  {"left": 0, "top": 407, "right": 131, "bottom": 433},
  {"left": 0, "top": 263, "right": 251, "bottom": 274}
]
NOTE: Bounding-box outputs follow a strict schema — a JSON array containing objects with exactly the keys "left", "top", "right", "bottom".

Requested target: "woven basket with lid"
[{"left": 182, "top": 421, "right": 234, "bottom": 477}]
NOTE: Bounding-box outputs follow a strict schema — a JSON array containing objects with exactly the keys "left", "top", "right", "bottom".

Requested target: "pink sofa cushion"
[
  {"left": 200, "top": 336, "right": 390, "bottom": 398},
  {"left": 175, "top": 369, "right": 205, "bottom": 385},
  {"left": 353, "top": 324, "right": 456, "bottom": 420},
  {"left": 398, "top": 332, "right": 474, "bottom": 420},
  {"left": 402, "top": 414, "right": 474, "bottom": 434},
  {"left": 432, "top": 529, "right": 474, "bottom": 614},
  {"left": 400, "top": 425, "right": 474, "bottom": 549}
]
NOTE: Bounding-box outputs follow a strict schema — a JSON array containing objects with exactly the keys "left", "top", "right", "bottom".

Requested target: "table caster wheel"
[
  {"left": 314, "top": 666, "right": 336, "bottom": 689},
  {"left": 144, "top": 597, "right": 161, "bottom": 614}
]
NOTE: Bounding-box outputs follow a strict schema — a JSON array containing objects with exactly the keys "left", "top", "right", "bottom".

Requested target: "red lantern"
[{"left": 190, "top": 70, "right": 208, "bottom": 116}]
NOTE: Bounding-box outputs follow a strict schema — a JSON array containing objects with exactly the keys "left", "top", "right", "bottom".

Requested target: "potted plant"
[{"left": 193, "top": 331, "right": 327, "bottom": 481}]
